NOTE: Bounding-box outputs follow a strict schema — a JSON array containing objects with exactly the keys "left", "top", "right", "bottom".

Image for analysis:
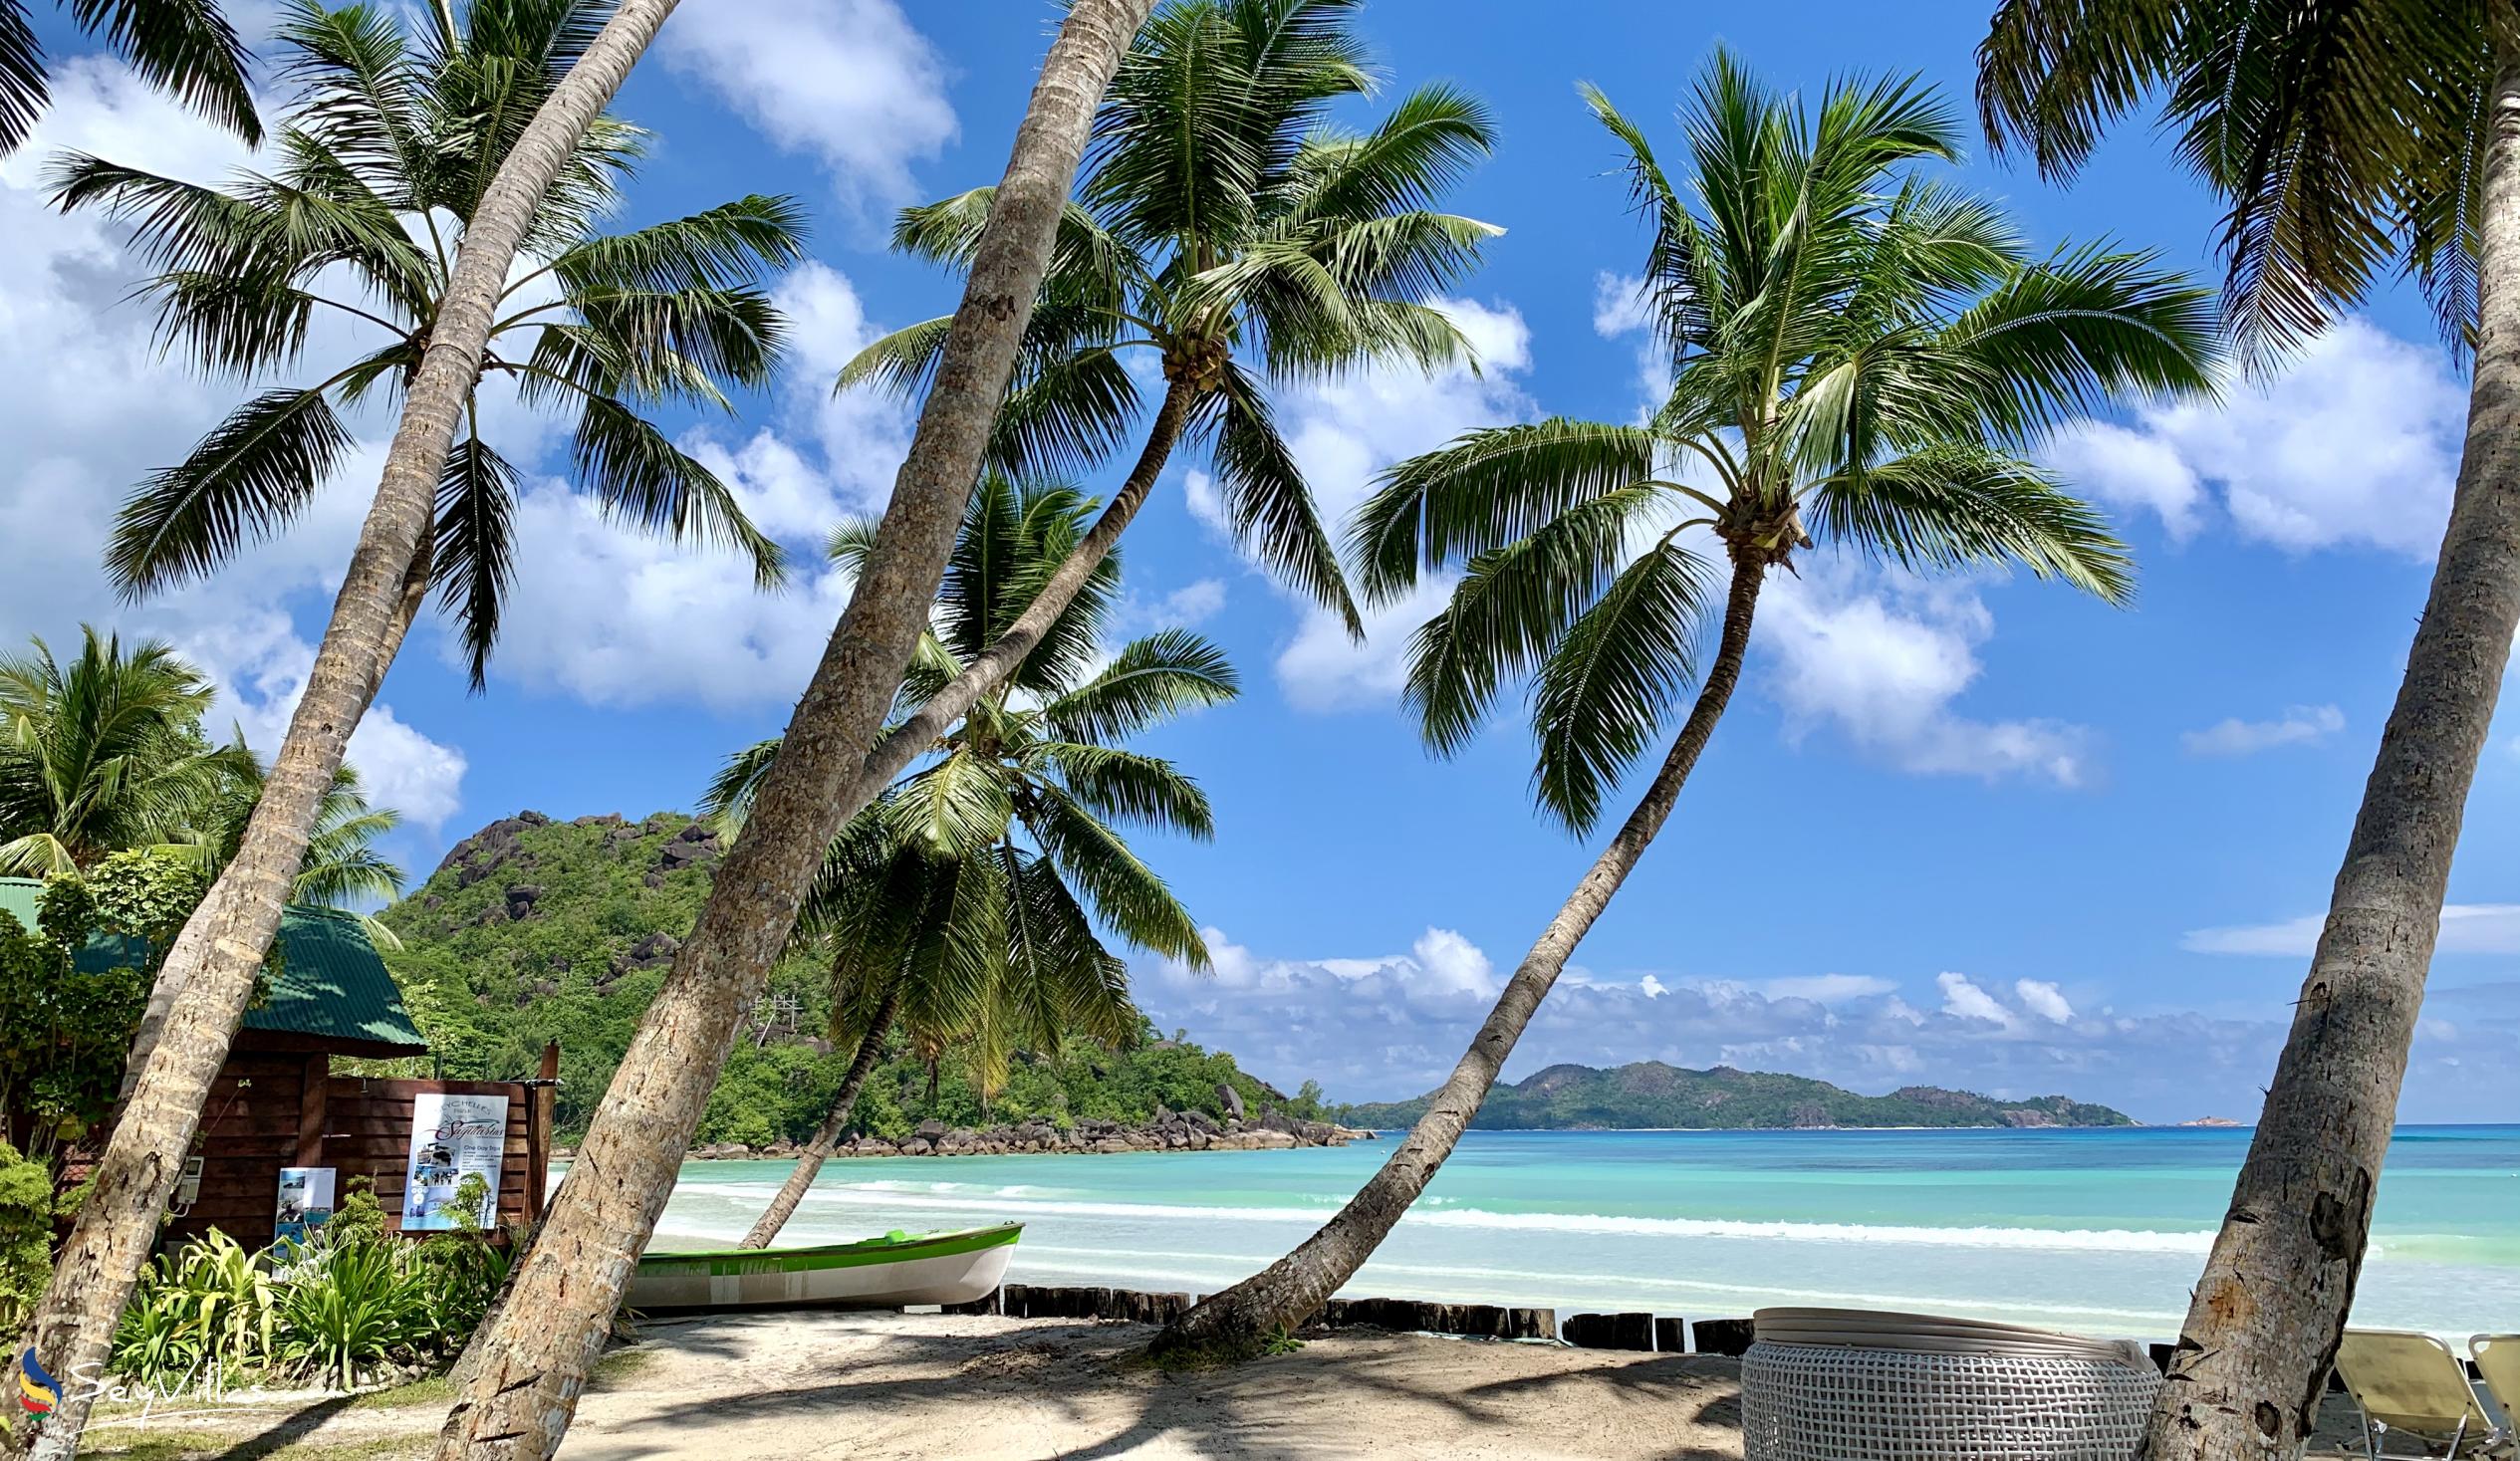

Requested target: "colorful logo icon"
[{"left": 17, "top": 1348, "right": 58, "bottom": 1414}]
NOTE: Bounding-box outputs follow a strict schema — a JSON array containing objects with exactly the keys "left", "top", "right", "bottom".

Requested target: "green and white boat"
[{"left": 628, "top": 1223, "right": 1022, "bottom": 1311}]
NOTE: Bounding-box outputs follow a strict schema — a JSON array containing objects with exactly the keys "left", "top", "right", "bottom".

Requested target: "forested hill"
[
  {"left": 375, "top": 811, "right": 1320, "bottom": 1144},
  {"left": 1335, "top": 1062, "right": 2135, "bottom": 1130}
]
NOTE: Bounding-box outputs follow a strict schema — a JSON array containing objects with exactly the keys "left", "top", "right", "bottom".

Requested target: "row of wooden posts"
[
  {"left": 936, "top": 1287, "right": 2342, "bottom": 1386},
  {"left": 942, "top": 1284, "right": 1757, "bottom": 1356}
]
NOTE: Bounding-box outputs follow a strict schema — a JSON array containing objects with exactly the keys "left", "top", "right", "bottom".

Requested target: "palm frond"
[
  {"left": 1353, "top": 417, "right": 1659, "bottom": 605},
  {"left": 1201, "top": 363, "right": 1360, "bottom": 632},
  {"left": 1527, "top": 541, "right": 1716, "bottom": 834},
  {"left": 110, "top": 384, "right": 356, "bottom": 598},
  {"left": 1041, "top": 627, "right": 1240, "bottom": 744},
  {"left": 571, "top": 392, "right": 786, "bottom": 587},
  {"left": 430, "top": 428, "right": 523, "bottom": 690}
]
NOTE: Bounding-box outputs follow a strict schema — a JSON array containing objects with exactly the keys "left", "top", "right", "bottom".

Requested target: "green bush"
[
  {"left": 274, "top": 1240, "right": 430, "bottom": 1389},
  {"left": 0, "top": 1140, "right": 53, "bottom": 1331},
  {"left": 110, "top": 1213, "right": 511, "bottom": 1393}
]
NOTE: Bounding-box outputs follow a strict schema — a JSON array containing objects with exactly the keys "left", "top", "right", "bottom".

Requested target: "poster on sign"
[
  {"left": 400, "top": 1092, "right": 508, "bottom": 1229},
  {"left": 276, "top": 1166, "right": 335, "bottom": 1244}
]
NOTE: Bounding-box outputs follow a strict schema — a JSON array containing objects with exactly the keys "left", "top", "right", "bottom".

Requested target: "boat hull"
[{"left": 630, "top": 1223, "right": 1021, "bottom": 1312}]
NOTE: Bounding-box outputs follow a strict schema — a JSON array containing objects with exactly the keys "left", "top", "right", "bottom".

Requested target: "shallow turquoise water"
[{"left": 652, "top": 1126, "right": 2520, "bottom": 1340}]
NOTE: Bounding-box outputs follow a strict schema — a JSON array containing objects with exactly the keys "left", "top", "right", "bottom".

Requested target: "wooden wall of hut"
[{"left": 169, "top": 1052, "right": 547, "bottom": 1247}]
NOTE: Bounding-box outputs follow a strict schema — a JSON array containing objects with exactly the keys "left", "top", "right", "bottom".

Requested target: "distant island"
[{"left": 1334, "top": 1061, "right": 2136, "bottom": 1131}]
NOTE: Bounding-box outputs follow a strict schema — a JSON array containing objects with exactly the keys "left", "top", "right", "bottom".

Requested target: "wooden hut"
[{"left": 2, "top": 878, "right": 554, "bottom": 1246}]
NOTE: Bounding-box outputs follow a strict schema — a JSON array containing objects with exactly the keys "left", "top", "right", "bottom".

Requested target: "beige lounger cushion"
[
  {"left": 2337, "top": 1329, "right": 2491, "bottom": 1435},
  {"left": 2475, "top": 1336, "right": 2520, "bottom": 1423}
]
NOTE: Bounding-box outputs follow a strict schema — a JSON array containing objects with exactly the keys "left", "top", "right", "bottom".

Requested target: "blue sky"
[{"left": 4, "top": 0, "right": 2514, "bottom": 1123}]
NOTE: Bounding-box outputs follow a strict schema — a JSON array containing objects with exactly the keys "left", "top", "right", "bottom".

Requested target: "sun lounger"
[
  {"left": 2475, "top": 1337, "right": 2520, "bottom": 1434},
  {"left": 2334, "top": 1329, "right": 2511, "bottom": 1459}
]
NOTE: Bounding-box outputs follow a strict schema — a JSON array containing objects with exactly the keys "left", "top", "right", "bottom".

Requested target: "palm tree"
[
  {"left": 0, "top": 627, "right": 250, "bottom": 876},
  {"left": 1978, "top": 5, "right": 2520, "bottom": 1456},
  {"left": 15, "top": 0, "right": 722, "bottom": 1453},
  {"left": 1154, "top": 53, "right": 2218, "bottom": 1362},
  {"left": 708, "top": 474, "right": 1231, "bottom": 1248},
  {"left": 0, "top": 0, "right": 258, "bottom": 156},
  {"left": 822, "top": 0, "right": 1498, "bottom": 819},
  {"left": 53, "top": 0, "right": 795, "bottom": 686},
  {"left": 436, "top": 4, "right": 1154, "bottom": 1453},
  {"left": 196, "top": 757, "right": 405, "bottom": 934}
]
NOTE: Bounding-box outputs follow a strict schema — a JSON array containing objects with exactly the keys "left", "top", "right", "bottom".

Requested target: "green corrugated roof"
[{"left": 0, "top": 876, "right": 426, "bottom": 1054}]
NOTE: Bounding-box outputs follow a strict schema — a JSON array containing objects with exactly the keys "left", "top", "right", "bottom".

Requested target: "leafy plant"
[
  {"left": 273, "top": 1239, "right": 430, "bottom": 1389},
  {"left": 0, "top": 1140, "right": 54, "bottom": 1331}
]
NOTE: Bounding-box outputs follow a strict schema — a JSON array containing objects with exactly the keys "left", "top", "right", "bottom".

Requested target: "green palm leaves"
[
  {"left": 0, "top": 628, "right": 404, "bottom": 925},
  {"left": 1977, "top": 0, "right": 2499, "bottom": 362},
  {"left": 0, "top": 0, "right": 259, "bottom": 156},
  {"left": 0, "top": 628, "right": 247, "bottom": 876},
  {"left": 709, "top": 476, "right": 1233, "bottom": 1096},
  {"left": 50, "top": 0, "right": 804, "bottom": 686},
  {"left": 1359, "top": 53, "right": 2216, "bottom": 833},
  {"left": 845, "top": 0, "right": 1499, "bottom": 635}
]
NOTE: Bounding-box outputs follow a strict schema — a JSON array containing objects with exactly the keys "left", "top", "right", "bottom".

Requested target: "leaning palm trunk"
[
  {"left": 1151, "top": 555, "right": 1766, "bottom": 1363},
  {"left": 114, "top": 533, "right": 437, "bottom": 1109},
  {"left": 844, "top": 380, "right": 1194, "bottom": 812},
  {"left": 2142, "top": 61, "right": 2520, "bottom": 1461},
  {"left": 740, "top": 990, "right": 902, "bottom": 1249},
  {"left": 3, "top": 3, "right": 673, "bottom": 1449},
  {"left": 434, "top": 8, "right": 1151, "bottom": 1457}
]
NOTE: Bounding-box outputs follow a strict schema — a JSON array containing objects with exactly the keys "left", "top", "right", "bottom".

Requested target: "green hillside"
[
  {"left": 1334, "top": 1061, "right": 2135, "bottom": 1130},
  {"left": 375, "top": 811, "right": 1315, "bottom": 1144}
]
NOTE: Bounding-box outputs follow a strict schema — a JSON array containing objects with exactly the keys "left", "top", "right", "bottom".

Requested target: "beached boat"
[{"left": 628, "top": 1223, "right": 1022, "bottom": 1311}]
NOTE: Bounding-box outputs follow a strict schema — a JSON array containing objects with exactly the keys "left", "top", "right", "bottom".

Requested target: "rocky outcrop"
[{"left": 682, "top": 1108, "right": 1377, "bottom": 1160}]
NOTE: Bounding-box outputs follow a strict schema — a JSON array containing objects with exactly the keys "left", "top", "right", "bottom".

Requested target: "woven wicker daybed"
[{"left": 1741, "top": 1307, "right": 2162, "bottom": 1460}]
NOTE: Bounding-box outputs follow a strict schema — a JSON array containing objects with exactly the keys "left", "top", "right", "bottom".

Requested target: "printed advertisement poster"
[
  {"left": 275, "top": 1166, "right": 335, "bottom": 1244},
  {"left": 401, "top": 1092, "right": 508, "bottom": 1230}
]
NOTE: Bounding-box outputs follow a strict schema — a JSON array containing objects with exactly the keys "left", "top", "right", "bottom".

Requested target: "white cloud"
[
  {"left": 482, "top": 263, "right": 908, "bottom": 710},
  {"left": 2014, "top": 978, "right": 2076, "bottom": 1024},
  {"left": 2045, "top": 318, "right": 2465, "bottom": 558},
  {"left": 1591, "top": 271, "right": 1669, "bottom": 417},
  {"left": 0, "top": 59, "right": 469, "bottom": 831},
  {"left": 1759, "top": 562, "right": 2093, "bottom": 786},
  {"left": 1238, "top": 297, "right": 1537, "bottom": 713},
  {"left": 2042, "top": 421, "right": 2205, "bottom": 539},
  {"left": 478, "top": 482, "right": 859, "bottom": 712},
  {"left": 1763, "top": 974, "right": 1897, "bottom": 1005},
  {"left": 657, "top": 0, "right": 954, "bottom": 210},
  {"left": 2180, "top": 704, "right": 2345, "bottom": 757},
  {"left": 2183, "top": 902, "right": 2520, "bottom": 956},
  {"left": 1937, "top": 971, "right": 2017, "bottom": 1027},
  {"left": 1135, "top": 928, "right": 2517, "bottom": 1121}
]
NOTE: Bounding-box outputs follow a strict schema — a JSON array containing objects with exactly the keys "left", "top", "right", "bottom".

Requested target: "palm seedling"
[
  {"left": 706, "top": 473, "right": 1232, "bottom": 1247},
  {"left": 1154, "top": 51, "right": 2217, "bottom": 1361}
]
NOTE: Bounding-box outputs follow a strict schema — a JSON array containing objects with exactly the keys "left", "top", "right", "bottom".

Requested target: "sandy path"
[{"left": 558, "top": 1313, "right": 1744, "bottom": 1461}]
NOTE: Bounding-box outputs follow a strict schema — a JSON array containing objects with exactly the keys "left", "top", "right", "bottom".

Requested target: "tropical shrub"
[
  {"left": 273, "top": 1239, "right": 432, "bottom": 1390},
  {"left": 0, "top": 1140, "right": 56, "bottom": 1331}
]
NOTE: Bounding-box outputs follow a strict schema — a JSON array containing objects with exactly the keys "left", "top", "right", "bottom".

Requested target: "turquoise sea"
[{"left": 652, "top": 1126, "right": 2520, "bottom": 1341}]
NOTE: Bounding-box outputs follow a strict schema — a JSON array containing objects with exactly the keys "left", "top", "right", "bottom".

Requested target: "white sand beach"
[{"left": 83, "top": 1311, "right": 2383, "bottom": 1461}]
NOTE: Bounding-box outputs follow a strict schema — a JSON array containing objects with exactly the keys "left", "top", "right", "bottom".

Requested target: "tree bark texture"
[
  {"left": 3, "top": 0, "right": 654, "bottom": 1446},
  {"left": 2141, "top": 58, "right": 2520, "bottom": 1461},
  {"left": 1150, "top": 554, "right": 1769, "bottom": 1363},
  {"left": 430, "top": 6, "right": 1151, "bottom": 1456},
  {"left": 737, "top": 992, "right": 901, "bottom": 1250}
]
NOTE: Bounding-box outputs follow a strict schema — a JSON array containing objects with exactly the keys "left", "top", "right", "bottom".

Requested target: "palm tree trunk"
[
  {"left": 432, "top": 9, "right": 1150, "bottom": 1458},
  {"left": 1151, "top": 552, "right": 1768, "bottom": 1364},
  {"left": 739, "top": 991, "right": 899, "bottom": 1249},
  {"left": 2141, "top": 59, "right": 2520, "bottom": 1461},
  {"left": 4, "top": 5, "right": 655, "bottom": 1444},
  {"left": 842, "top": 378, "right": 1195, "bottom": 809},
  {"left": 114, "top": 521, "right": 439, "bottom": 1111}
]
